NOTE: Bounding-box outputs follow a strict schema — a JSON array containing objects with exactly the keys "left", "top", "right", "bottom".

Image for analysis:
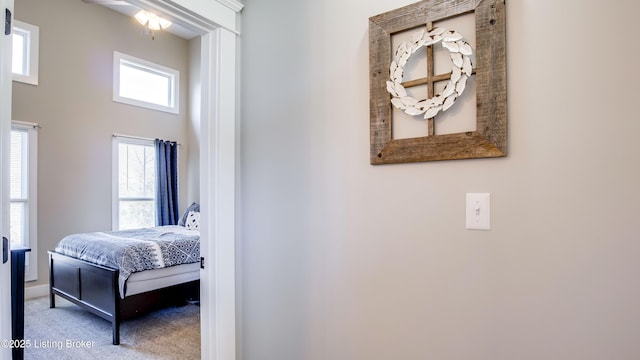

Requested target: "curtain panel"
[{"left": 155, "top": 139, "right": 179, "bottom": 226}]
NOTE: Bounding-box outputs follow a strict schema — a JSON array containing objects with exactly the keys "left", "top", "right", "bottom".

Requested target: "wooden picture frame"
[{"left": 369, "top": 0, "right": 506, "bottom": 164}]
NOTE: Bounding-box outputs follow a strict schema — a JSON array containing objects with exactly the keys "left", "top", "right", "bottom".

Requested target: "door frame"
[
  {"left": 130, "top": 1, "right": 243, "bottom": 359},
  {"left": 0, "top": 0, "right": 15, "bottom": 358}
]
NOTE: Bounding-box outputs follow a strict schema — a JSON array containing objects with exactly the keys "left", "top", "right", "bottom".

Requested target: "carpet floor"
[{"left": 23, "top": 296, "right": 200, "bottom": 359}]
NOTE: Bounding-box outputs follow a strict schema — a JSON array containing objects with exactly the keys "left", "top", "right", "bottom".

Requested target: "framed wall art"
[{"left": 369, "top": 0, "right": 506, "bottom": 164}]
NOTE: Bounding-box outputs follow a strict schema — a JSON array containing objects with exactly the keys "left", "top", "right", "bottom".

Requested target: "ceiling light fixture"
[{"left": 134, "top": 10, "right": 171, "bottom": 39}]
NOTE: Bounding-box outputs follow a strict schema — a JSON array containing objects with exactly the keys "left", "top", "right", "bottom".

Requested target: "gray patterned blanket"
[{"left": 54, "top": 226, "right": 200, "bottom": 297}]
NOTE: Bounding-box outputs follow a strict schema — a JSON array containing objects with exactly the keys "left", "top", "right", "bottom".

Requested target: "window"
[
  {"left": 12, "top": 20, "right": 39, "bottom": 85},
  {"left": 112, "top": 137, "right": 157, "bottom": 230},
  {"left": 10, "top": 122, "right": 38, "bottom": 281},
  {"left": 113, "top": 51, "right": 179, "bottom": 114}
]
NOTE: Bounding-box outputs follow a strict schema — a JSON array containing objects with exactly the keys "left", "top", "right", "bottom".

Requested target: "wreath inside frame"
[
  {"left": 386, "top": 27, "right": 473, "bottom": 119},
  {"left": 369, "top": 0, "right": 507, "bottom": 164}
]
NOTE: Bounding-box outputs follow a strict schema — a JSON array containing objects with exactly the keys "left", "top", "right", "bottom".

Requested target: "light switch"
[{"left": 466, "top": 193, "right": 490, "bottom": 230}]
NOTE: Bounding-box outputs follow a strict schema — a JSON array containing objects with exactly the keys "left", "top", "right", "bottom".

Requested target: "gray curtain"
[{"left": 155, "top": 139, "right": 179, "bottom": 226}]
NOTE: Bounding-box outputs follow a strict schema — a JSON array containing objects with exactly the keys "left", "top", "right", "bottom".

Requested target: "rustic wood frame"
[{"left": 369, "top": 0, "right": 506, "bottom": 164}]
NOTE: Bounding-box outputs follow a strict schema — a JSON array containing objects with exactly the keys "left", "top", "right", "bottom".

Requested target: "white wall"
[{"left": 240, "top": 0, "right": 640, "bottom": 359}]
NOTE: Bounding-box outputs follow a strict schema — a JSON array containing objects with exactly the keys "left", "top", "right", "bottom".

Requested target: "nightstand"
[{"left": 11, "top": 245, "right": 30, "bottom": 360}]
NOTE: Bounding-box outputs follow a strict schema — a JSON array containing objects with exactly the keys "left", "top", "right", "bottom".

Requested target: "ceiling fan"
[{"left": 80, "top": 0, "right": 197, "bottom": 39}]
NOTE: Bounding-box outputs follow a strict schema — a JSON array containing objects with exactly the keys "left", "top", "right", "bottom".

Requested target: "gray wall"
[
  {"left": 240, "top": 0, "right": 640, "bottom": 359},
  {"left": 187, "top": 37, "right": 200, "bottom": 204},
  {"left": 13, "top": 0, "right": 196, "bottom": 287}
]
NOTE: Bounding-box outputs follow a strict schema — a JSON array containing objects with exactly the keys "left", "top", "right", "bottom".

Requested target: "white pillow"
[{"left": 185, "top": 210, "right": 200, "bottom": 230}]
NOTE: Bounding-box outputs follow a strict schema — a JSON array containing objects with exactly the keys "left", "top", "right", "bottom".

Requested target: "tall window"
[
  {"left": 10, "top": 122, "right": 38, "bottom": 281},
  {"left": 113, "top": 51, "right": 179, "bottom": 114},
  {"left": 12, "top": 20, "right": 39, "bottom": 85},
  {"left": 112, "top": 137, "right": 156, "bottom": 230}
]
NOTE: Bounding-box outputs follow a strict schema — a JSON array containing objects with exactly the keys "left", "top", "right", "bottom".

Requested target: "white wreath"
[{"left": 386, "top": 27, "right": 473, "bottom": 119}]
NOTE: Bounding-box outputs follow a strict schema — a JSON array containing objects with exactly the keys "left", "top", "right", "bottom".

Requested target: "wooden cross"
[{"left": 400, "top": 22, "right": 476, "bottom": 136}]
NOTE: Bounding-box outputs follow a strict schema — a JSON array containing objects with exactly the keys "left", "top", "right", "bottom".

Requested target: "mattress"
[{"left": 123, "top": 262, "right": 200, "bottom": 297}]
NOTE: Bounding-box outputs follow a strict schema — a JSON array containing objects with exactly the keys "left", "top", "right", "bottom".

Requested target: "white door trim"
[
  {"left": 0, "top": 1, "right": 15, "bottom": 359},
  {"left": 199, "top": 28, "right": 239, "bottom": 360}
]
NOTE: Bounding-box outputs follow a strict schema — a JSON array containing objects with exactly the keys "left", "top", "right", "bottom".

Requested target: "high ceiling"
[{"left": 81, "top": 0, "right": 200, "bottom": 39}]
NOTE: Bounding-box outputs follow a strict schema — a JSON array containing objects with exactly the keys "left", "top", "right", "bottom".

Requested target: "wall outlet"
[{"left": 466, "top": 193, "right": 490, "bottom": 230}]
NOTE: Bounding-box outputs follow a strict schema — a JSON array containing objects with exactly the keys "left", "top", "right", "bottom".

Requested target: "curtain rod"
[
  {"left": 112, "top": 133, "right": 183, "bottom": 146},
  {"left": 12, "top": 120, "right": 41, "bottom": 129}
]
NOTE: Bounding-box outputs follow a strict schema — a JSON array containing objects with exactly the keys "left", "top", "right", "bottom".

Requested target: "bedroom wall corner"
[{"left": 187, "top": 37, "right": 202, "bottom": 207}]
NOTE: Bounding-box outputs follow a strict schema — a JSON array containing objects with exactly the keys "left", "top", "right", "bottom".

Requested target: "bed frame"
[{"left": 48, "top": 251, "right": 199, "bottom": 345}]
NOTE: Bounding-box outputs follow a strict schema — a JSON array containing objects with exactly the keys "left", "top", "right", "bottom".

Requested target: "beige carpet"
[{"left": 23, "top": 296, "right": 200, "bottom": 359}]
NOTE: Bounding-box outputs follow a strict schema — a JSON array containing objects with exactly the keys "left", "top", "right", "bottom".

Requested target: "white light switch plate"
[{"left": 466, "top": 193, "right": 490, "bottom": 230}]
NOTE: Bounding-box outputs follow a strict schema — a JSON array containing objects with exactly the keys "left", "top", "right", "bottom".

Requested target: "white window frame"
[
  {"left": 112, "top": 136, "right": 157, "bottom": 230},
  {"left": 113, "top": 51, "right": 179, "bottom": 114},
  {"left": 12, "top": 20, "right": 39, "bottom": 86},
  {"left": 11, "top": 121, "right": 38, "bottom": 281}
]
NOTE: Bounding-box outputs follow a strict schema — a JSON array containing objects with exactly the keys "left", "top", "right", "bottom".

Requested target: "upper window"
[
  {"left": 12, "top": 20, "right": 39, "bottom": 85},
  {"left": 113, "top": 51, "right": 179, "bottom": 114},
  {"left": 112, "top": 137, "right": 157, "bottom": 230}
]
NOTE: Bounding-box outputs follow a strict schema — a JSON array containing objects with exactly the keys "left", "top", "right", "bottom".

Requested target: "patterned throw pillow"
[
  {"left": 185, "top": 210, "right": 200, "bottom": 230},
  {"left": 179, "top": 202, "right": 200, "bottom": 226}
]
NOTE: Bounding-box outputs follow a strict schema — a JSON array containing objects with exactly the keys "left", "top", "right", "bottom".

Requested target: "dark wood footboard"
[{"left": 48, "top": 251, "right": 199, "bottom": 345}]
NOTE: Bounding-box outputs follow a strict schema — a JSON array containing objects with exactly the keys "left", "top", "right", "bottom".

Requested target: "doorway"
[{"left": 0, "top": 1, "right": 241, "bottom": 359}]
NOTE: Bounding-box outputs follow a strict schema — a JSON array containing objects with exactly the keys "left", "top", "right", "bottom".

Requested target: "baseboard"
[{"left": 25, "top": 284, "right": 49, "bottom": 300}]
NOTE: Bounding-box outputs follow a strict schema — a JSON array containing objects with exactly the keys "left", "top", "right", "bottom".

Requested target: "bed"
[{"left": 48, "top": 223, "right": 201, "bottom": 345}]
